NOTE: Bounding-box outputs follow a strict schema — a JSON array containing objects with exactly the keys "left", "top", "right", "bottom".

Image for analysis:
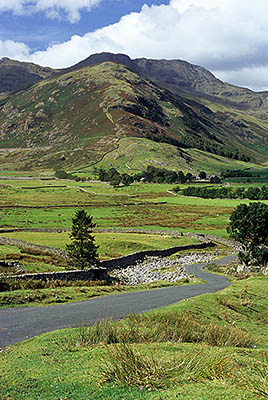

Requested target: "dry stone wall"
[
  {"left": 1, "top": 239, "right": 215, "bottom": 282},
  {"left": 101, "top": 242, "right": 215, "bottom": 270},
  {"left": 5, "top": 268, "right": 110, "bottom": 282}
]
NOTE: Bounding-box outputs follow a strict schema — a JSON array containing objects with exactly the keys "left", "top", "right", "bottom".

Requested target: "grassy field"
[
  {"left": 0, "top": 178, "right": 259, "bottom": 237},
  {"left": 1, "top": 274, "right": 268, "bottom": 399},
  {"left": 0, "top": 231, "right": 200, "bottom": 266},
  {"left": 0, "top": 177, "right": 264, "bottom": 279}
]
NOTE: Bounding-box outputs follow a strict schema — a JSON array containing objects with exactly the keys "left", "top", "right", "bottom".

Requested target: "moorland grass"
[{"left": 1, "top": 276, "right": 267, "bottom": 399}]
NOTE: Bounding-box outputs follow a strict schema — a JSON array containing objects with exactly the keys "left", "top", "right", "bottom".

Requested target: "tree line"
[
  {"left": 97, "top": 166, "right": 208, "bottom": 186},
  {"left": 220, "top": 169, "right": 253, "bottom": 178},
  {"left": 55, "top": 170, "right": 86, "bottom": 182},
  {"left": 180, "top": 185, "right": 268, "bottom": 200},
  {"left": 181, "top": 134, "right": 251, "bottom": 162}
]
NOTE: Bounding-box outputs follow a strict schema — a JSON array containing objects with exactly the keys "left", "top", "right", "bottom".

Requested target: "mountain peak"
[{"left": 62, "top": 52, "right": 137, "bottom": 74}]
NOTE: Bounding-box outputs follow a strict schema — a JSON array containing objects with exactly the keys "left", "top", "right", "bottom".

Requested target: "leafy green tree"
[
  {"left": 121, "top": 173, "right": 134, "bottom": 186},
  {"left": 110, "top": 174, "right": 121, "bottom": 187},
  {"left": 199, "top": 171, "right": 207, "bottom": 180},
  {"left": 227, "top": 202, "right": 268, "bottom": 266},
  {"left": 177, "top": 171, "right": 186, "bottom": 183},
  {"left": 210, "top": 176, "right": 221, "bottom": 184},
  {"left": 66, "top": 210, "right": 99, "bottom": 270},
  {"left": 261, "top": 186, "right": 268, "bottom": 200},
  {"left": 247, "top": 187, "right": 260, "bottom": 200},
  {"left": 185, "top": 172, "right": 193, "bottom": 183}
]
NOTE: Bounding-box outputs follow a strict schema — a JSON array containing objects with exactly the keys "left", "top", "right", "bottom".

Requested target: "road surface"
[{"left": 0, "top": 256, "right": 236, "bottom": 348}]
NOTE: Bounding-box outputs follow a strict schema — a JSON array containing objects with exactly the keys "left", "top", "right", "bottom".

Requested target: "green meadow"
[
  {"left": 0, "top": 178, "right": 258, "bottom": 236},
  {"left": 0, "top": 231, "right": 199, "bottom": 261}
]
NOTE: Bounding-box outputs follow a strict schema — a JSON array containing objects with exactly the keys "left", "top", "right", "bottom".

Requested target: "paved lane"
[{"left": 0, "top": 256, "right": 236, "bottom": 348}]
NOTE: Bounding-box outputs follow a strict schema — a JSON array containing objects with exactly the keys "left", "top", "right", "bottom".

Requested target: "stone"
[{"left": 110, "top": 253, "right": 213, "bottom": 285}]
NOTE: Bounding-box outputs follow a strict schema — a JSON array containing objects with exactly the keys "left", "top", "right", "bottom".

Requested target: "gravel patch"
[{"left": 110, "top": 253, "right": 214, "bottom": 285}]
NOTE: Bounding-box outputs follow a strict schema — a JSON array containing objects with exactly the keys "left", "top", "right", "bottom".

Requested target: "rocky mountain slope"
[
  {"left": 0, "top": 57, "right": 55, "bottom": 95},
  {"left": 0, "top": 52, "right": 268, "bottom": 171}
]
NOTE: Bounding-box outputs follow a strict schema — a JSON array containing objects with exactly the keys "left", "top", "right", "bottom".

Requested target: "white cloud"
[
  {"left": 34, "top": 0, "right": 102, "bottom": 23},
  {"left": 0, "top": 39, "right": 30, "bottom": 59},
  {"left": 0, "top": 0, "right": 102, "bottom": 22},
  {"left": 0, "top": 0, "right": 24, "bottom": 13},
  {"left": 215, "top": 66, "right": 268, "bottom": 92},
  {"left": 2, "top": 0, "right": 268, "bottom": 90}
]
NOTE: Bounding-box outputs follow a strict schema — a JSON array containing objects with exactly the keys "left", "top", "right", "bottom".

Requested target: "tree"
[
  {"left": 185, "top": 172, "right": 193, "bottom": 183},
  {"left": 121, "top": 173, "right": 134, "bottom": 186},
  {"left": 247, "top": 187, "right": 260, "bottom": 200},
  {"left": 210, "top": 175, "right": 221, "bottom": 184},
  {"left": 227, "top": 202, "right": 268, "bottom": 266},
  {"left": 66, "top": 210, "right": 99, "bottom": 270},
  {"left": 177, "top": 171, "right": 186, "bottom": 183},
  {"left": 199, "top": 171, "right": 207, "bottom": 180},
  {"left": 110, "top": 174, "right": 121, "bottom": 187}
]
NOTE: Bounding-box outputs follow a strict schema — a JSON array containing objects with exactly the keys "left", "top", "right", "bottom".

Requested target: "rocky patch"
[{"left": 110, "top": 253, "right": 213, "bottom": 285}]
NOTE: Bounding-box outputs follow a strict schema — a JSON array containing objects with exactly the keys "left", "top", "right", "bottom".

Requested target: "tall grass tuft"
[
  {"left": 65, "top": 320, "right": 121, "bottom": 349},
  {"left": 125, "top": 311, "right": 203, "bottom": 343},
  {"left": 63, "top": 312, "right": 254, "bottom": 351},
  {"left": 99, "top": 343, "right": 173, "bottom": 389},
  {"left": 178, "top": 351, "right": 234, "bottom": 382},
  {"left": 99, "top": 344, "right": 235, "bottom": 389},
  {"left": 240, "top": 353, "right": 268, "bottom": 398},
  {"left": 204, "top": 323, "right": 255, "bottom": 348}
]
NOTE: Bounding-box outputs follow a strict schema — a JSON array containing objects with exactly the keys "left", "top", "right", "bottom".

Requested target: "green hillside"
[{"left": 0, "top": 53, "right": 268, "bottom": 172}]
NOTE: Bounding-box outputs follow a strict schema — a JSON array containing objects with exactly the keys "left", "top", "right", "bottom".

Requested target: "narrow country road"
[{"left": 0, "top": 256, "right": 236, "bottom": 348}]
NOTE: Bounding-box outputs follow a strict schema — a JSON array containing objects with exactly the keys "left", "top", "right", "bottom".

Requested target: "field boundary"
[{"left": 1, "top": 235, "right": 215, "bottom": 281}]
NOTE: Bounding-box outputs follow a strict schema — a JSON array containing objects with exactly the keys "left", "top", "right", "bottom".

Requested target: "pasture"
[
  {"left": 0, "top": 175, "right": 240, "bottom": 278},
  {"left": 0, "top": 177, "right": 256, "bottom": 237}
]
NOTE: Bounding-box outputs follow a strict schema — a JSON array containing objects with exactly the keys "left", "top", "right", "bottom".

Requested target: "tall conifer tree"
[{"left": 66, "top": 210, "right": 99, "bottom": 270}]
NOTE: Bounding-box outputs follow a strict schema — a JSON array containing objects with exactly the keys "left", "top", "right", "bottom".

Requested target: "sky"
[{"left": 1, "top": 0, "right": 268, "bottom": 91}]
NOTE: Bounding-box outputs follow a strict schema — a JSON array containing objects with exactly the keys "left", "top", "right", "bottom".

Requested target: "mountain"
[
  {"left": 0, "top": 57, "right": 55, "bottom": 95},
  {"left": 0, "top": 52, "right": 268, "bottom": 172}
]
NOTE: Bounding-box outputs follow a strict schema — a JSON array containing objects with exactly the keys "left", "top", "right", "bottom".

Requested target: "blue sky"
[
  {"left": 0, "top": 0, "right": 268, "bottom": 91},
  {"left": 0, "top": 1, "right": 170, "bottom": 52}
]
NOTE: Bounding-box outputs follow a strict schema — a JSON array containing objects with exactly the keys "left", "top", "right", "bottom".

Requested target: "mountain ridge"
[{"left": 0, "top": 53, "right": 267, "bottom": 171}]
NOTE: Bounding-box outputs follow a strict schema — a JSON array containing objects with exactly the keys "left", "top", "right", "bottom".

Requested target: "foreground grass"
[{"left": 1, "top": 276, "right": 268, "bottom": 399}]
